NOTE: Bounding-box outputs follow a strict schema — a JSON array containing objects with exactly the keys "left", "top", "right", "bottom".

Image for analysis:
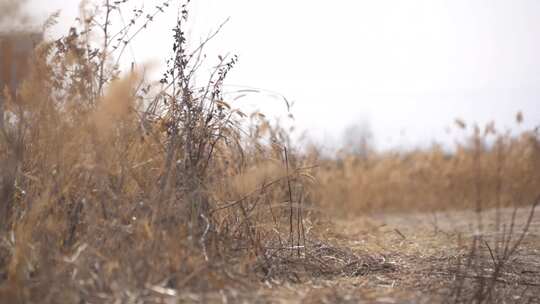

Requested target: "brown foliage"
[
  {"left": 314, "top": 123, "right": 540, "bottom": 216},
  {"left": 0, "top": 3, "right": 317, "bottom": 302}
]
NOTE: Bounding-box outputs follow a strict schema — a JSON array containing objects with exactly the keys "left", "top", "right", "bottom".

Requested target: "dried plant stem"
[
  {"left": 284, "top": 146, "right": 295, "bottom": 255},
  {"left": 97, "top": 0, "right": 111, "bottom": 97}
]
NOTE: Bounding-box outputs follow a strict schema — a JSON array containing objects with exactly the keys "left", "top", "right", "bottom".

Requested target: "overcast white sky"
[{"left": 28, "top": 0, "right": 540, "bottom": 150}]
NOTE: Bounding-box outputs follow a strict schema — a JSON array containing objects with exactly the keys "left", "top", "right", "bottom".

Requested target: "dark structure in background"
[{"left": 0, "top": 31, "right": 43, "bottom": 130}]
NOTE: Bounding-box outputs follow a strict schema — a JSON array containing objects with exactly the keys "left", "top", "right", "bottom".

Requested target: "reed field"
[
  {"left": 315, "top": 119, "right": 540, "bottom": 216},
  {"left": 0, "top": 1, "right": 539, "bottom": 303}
]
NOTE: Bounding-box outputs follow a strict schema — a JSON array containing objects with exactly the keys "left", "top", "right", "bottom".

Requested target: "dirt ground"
[
  {"left": 202, "top": 206, "right": 540, "bottom": 304},
  {"left": 14, "top": 207, "right": 535, "bottom": 303}
]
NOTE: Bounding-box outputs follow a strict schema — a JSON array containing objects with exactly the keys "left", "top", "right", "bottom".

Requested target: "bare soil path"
[{"left": 129, "top": 207, "right": 540, "bottom": 303}]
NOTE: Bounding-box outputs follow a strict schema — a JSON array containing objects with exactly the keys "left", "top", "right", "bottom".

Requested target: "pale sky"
[{"left": 27, "top": 0, "right": 540, "bottom": 149}]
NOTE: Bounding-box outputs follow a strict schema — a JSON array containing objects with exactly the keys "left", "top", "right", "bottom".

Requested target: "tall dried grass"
[
  {"left": 314, "top": 119, "right": 540, "bottom": 216},
  {"left": 0, "top": 2, "right": 316, "bottom": 302}
]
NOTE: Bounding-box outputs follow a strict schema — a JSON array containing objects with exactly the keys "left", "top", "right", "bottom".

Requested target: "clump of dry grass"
[
  {"left": 448, "top": 198, "right": 540, "bottom": 304},
  {"left": 0, "top": 2, "right": 328, "bottom": 302},
  {"left": 314, "top": 117, "right": 540, "bottom": 216}
]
